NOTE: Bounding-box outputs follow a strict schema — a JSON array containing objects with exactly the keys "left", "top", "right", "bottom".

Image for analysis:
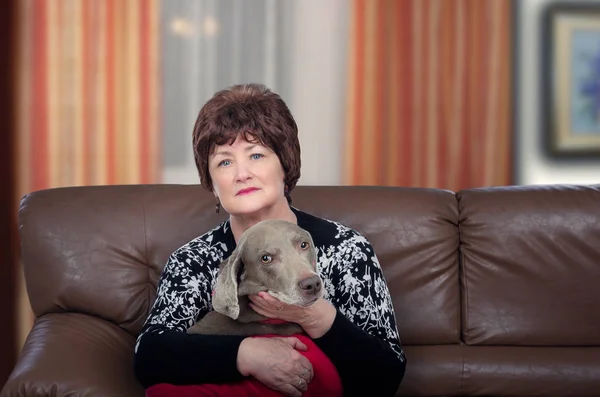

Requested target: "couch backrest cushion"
[
  {"left": 19, "top": 184, "right": 461, "bottom": 343},
  {"left": 458, "top": 185, "right": 600, "bottom": 346},
  {"left": 18, "top": 185, "right": 228, "bottom": 336},
  {"left": 293, "top": 186, "right": 460, "bottom": 345}
]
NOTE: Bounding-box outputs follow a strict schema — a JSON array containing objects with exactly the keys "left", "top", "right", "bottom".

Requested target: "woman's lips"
[{"left": 236, "top": 187, "right": 259, "bottom": 196}]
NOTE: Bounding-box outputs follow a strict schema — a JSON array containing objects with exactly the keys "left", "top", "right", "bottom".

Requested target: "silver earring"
[{"left": 215, "top": 200, "right": 221, "bottom": 213}]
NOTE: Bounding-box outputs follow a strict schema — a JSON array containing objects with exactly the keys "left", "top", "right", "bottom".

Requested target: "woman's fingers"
[
  {"left": 248, "top": 294, "right": 277, "bottom": 312},
  {"left": 240, "top": 338, "right": 313, "bottom": 397},
  {"left": 258, "top": 292, "right": 288, "bottom": 310},
  {"left": 295, "top": 377, "right": 309, "bottom": 392},
  {"left": 280, "top": 384, "right": 302, "bottom": 397},
  {"left": 300, "top": 364, "right": 313, "bottom": 383},
  {"left": 279, "top": 375, "right": 308, "bottom": 397},
  {"left": 248, "top": 294, "right": 261, "bottom": 303},
  {"left": 280, "top": 336, "right": 308, "bottom": 351},
  {"left": 258, "top": 291, "right": 274, "bottom": 300},
  {"left": 252, "top": 293, "right": 282, "bottom": 308}
]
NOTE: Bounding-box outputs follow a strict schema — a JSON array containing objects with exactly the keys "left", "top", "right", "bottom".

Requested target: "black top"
[{"left": 134, "top": 207, "right": 406, "bottom": 396}]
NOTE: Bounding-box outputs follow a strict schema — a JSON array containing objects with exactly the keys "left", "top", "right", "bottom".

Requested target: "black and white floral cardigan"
[{"left": 134, "top": 207, "right": 406, "bottom": 396}]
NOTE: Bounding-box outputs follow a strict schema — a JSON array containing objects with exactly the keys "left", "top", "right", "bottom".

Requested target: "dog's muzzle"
[{"left": 298, "top": 275, "right": 322, "bottom": 297}]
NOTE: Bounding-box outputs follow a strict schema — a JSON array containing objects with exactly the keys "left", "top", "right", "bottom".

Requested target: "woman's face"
[{"left": 209, "top": 136, "right": 288, "bottom": 218}]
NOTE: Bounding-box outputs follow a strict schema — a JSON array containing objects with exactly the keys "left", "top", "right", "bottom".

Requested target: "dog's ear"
[{"left": 212, "top": 243, "right": 244, "bottom": 320}]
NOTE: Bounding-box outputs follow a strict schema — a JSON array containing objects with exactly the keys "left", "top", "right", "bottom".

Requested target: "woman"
[{"left": 134, "top": 83, "right": 406, "bottom": 397}]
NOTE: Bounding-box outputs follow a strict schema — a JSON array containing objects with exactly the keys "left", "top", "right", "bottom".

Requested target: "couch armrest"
[{"left": 1, "top": 313, "right": 145, "bottom": 397}]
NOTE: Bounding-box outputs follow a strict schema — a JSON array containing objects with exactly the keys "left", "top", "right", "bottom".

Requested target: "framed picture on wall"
[{"left": 542, "top": 2, "right": 600, "bottom": 157}]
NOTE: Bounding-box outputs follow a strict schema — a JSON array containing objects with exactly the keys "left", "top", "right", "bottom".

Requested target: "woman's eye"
[
  {"left": 300, "top": 241, "right": 309, "bottom": 250},
  {"left": 261, "top": 254, "right": 272, "bottom": 264},
  {"left": 218, "top": 159, "right": 231, "bottom": 167},
  {"left": 250, "top": 153, "right": 264, "bottom": 160}
]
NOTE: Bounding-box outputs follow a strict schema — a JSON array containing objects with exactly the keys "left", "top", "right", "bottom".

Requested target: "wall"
[
  {"left": 161, "top": 0, "right": 349, "bottom": 187},
  {"left": 161, "top": 0, "right": 600, "bottom": 188},
  {"left": 517, "top": 0, "right": 600, "bottom": 185},
  {"left": 288, "top": 0, "right": 348, "bottom": 186}
]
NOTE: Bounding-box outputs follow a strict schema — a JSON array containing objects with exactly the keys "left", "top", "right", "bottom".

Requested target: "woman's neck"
[{"left": 229, "top": 204, "right": 297, "bottom": 243}]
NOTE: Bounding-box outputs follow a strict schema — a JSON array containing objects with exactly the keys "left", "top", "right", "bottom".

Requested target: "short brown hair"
[{"left": 192, "top": 83, "right": 301, "bottom": 195}]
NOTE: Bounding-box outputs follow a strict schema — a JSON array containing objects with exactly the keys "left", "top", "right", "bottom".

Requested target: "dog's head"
[{"left": 212, "top": 219, "right": 323, "bottom": 320}]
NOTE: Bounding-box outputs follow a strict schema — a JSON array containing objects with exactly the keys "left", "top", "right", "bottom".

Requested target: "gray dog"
[{"left": 187, "top": 219, "right": 324, "bottom": 336}]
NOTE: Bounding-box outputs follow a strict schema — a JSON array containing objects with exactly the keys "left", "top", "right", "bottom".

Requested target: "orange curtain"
[
  {"left": 14, "top": 0, "right": 160, "bottom": 348},
  {"left": 345, "top": 0, "right": 512, "bottom": 190},
  {"left": 16, "top": 0, "right": 161, "bottom": 194}
]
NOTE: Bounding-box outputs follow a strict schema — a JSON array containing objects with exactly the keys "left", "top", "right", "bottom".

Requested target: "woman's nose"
[{"left": 234, "top": 161, "right": 252, "bottom": 181}]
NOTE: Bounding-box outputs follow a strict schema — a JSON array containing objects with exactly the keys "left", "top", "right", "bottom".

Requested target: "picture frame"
[{"left": 542, "top": 2, "right": 600, "bottom": 158}]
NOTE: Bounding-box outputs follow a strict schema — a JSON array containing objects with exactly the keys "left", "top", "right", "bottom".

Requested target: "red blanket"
[{"left": 145, "top": 334, "right": 343, "bottom": 397}]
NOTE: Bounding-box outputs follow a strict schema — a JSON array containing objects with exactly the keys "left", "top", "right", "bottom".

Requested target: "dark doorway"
[{"left": 0, "top": 0, "right": 19, "bottom": 386}]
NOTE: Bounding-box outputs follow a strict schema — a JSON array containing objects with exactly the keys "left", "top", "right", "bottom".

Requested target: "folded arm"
[
  {"left": 134, "top": 248, "right": 246, "bottom": 387},
  {"left": 312, "top": 233, "right": 407, "bottom": 397}
]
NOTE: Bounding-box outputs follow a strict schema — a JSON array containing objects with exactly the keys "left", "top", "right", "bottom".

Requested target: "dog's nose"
[{"left": 298, "top": 275, "right": 322, "bottom": 296}]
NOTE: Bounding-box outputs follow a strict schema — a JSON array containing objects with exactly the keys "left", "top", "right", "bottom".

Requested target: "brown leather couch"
[{"left": 2, "top": 184, "right": 600, "bottom": 396}]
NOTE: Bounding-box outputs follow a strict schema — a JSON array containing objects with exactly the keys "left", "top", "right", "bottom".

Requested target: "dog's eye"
[
  {"left": 300, "top": 241, "right": 309, "bottom": 250},
  {"left": 261, "top": 255, "right": 272, "bottom": 264}
]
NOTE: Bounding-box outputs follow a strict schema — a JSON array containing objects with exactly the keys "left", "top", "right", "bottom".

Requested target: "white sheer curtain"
[{"left": 160, "top": 0, "right": 349, "bottom": 186}]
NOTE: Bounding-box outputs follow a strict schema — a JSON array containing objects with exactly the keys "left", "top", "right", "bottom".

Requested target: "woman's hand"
[
  {"left": 237, "top": 336, "right": 314, "bottom": 397},
  {"left": 248, "top": 292, "right": 337, "bottom": 339}
]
